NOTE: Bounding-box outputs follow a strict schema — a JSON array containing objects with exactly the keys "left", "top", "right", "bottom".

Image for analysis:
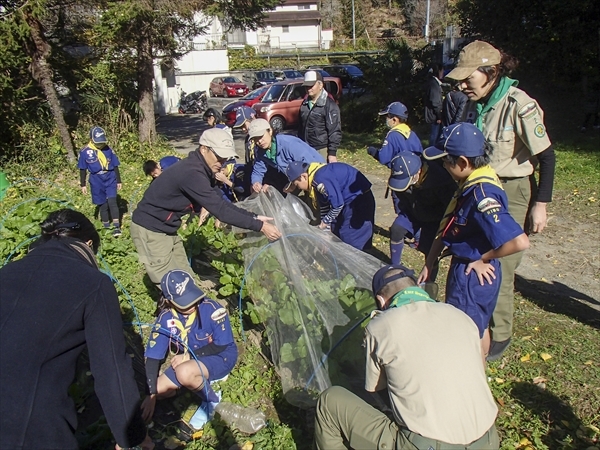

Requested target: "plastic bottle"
[{"left": 214, "top": 401, "right": 267, "bottom": 434}]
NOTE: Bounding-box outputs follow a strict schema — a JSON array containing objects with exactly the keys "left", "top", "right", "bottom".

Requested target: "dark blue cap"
[
  {"left": 378, "top": 102, "right": 408, "bottom": 120},
  {"left": 161, "top": 270, "right": 206, "bottom": 310},
  {"left": 372, "top": 264, "right": 417, "bottom": 297},
  {"left": 233, "top": 106, "right": 256, "bottom": 128},
  {"left": 286, "top": 161, "right": 309, "bottom": 182},
  {"left": 388, "top": 153, "right": 422, "bottom": 192},
  {"left": 90, "top": 126, "right": 107, "bottom": 144},
  {"left": 423, "top": 123, "right": 485, "bottom": 160}
]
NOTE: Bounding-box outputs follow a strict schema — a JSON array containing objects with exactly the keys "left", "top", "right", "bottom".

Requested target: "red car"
[
  {"left": 209, "top": 76, "right": 249, "bottom": 98},
  {"left": 222, "top": 86, "right": 269, "bottom": 127}
]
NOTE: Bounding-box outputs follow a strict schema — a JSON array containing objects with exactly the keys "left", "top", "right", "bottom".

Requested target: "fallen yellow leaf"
[
  {"left": 495, "top": 378, "right": 505, "bottom": 384},
  {"left": 520, "top": 353, "right": 531, "bottom": 362},
  {"left": 532, "top": 376, "right": 547, "bottom": 384},
  {"left": 534, "top": 327, "right": 539, "bottom": 331},
  {"left": 519, "top": 437, "right": 532, "bottom": 446},
  {"left": 241, "top": 441, "right": 254, "bottom": 450},
  {"left": 521, "top": 335, "right": 532, "bottom": 340},
  {"left": 541, "top": 353, "right": 552, "bottom": 361},
  {"left": 192, "top": 430, "right": 204, "bottom": 439},
  {"left": 584, "top": 360, "right": 593, "bottom": 365}
]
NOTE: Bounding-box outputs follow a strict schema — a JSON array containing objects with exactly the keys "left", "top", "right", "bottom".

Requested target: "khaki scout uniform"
[
  {"left": 462, "top": 86, "right": 552, "bottom": 341},
  {"left": 314, "top": 301, "right": 499, "bottom": 449}
]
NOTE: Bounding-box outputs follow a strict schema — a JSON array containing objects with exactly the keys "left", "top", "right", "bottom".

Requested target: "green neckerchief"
[
  {"left": 388, "top": 287, "right": 435, "bottom": 309},
  {"left": 265, "top": 139, "right": 277, "bottom": 163},
  {"left": 308, "top": 100, "right": 314, "bottom": 110},
  {"left": 475, "top": 76, "right": 518, "bottom": 130}
]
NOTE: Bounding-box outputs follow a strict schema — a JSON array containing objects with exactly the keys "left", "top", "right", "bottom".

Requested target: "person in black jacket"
[
  {"left": 130, "top": 127, "right": 281, "bottom": 285},
  {"left": 442, "top": 83, "right": 468, "bottom": 127},
  {"left": 0, "top": 209, "right": 153, "bottom": 450},
  {"left": 423, "top": 64, "right": 444, "bottom": 145},
  {"left": 297, "top": 70, "right": 342, "bottom": 163}
]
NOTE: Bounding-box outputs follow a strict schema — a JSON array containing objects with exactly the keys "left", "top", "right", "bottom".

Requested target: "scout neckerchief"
[
  {"left": 388, "top": 287, "right": 435, "bottom": 309},
  {"left": 436, "top": 164, "right": 502, "bottom": 238},
  {"left": 221, "top": 162, "right": 239, "bottom": 202},
  {"left": 265, "top": 139, "right": 277, "bottom": 163},
  {"left": 88, "top": 142, "right": 109, "bottom": 171},
  {"left": 306, "top": 161, "right": 326, "bottom": 209},
  {"left": 475, "top": 76, "right": 518, "bottom": 130},
  {"left": 169, "top": 307, "right": 197, "bottom": 356},
  {"left": 388, "top": 123, "right": 412, "bottom": 140}
]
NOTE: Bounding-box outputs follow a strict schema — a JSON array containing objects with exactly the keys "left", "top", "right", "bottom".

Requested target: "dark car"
[
  {"left": 252, "top": 77, "right": 342, "bottom": 131},
  {"left": 221, "top": 86, "right": 269, "bottom": 127},
  {"left": 323, "top": 65, "right": 365, "bottom": 93},
  {"left": 304, "top": 68, "right": 331, "bottom": 78},
  {"left": 209, "top": 76, "right": 250, "bottom": 98},
  {"left": 252, "top": 70, "right": 284, "bottom": 90},
  {"left": 281, "top": 69, "right": 304, "bottom": 80}
]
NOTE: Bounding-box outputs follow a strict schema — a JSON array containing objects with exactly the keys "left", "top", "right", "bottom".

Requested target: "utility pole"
[
  {"left": 424, "top": 0, "right": 431, "bottom": 43},
  {"left": 352, "top": 0, "right": 356, "bottom": 48}
]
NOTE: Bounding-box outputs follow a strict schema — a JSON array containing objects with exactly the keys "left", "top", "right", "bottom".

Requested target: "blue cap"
[
  {"left": 160, "top": 270, "right": 206, "bottom": 310},
  {"left": 388, "top": 153, "right": 422, "bottom": 192},
  {"left": 372, "top": 264, "right": 417, "bottom": 297},
  {"left": 378, "top": 102, "right": 408, "bottom": 120},
  {"left": 90, "top": 126, "right": 107, "bottom": 144},
  {"left": 286, "top": 161, "right": 309, "bottom": 182},
  {"left": 233, "top": 106, "right": 256, "bottom": 128},
  {"left": 423, "top": 123, "right": 485, "bottom": 160}
]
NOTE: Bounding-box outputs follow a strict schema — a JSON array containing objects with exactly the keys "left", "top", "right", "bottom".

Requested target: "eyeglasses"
[{"left": 207, "top": 146, "right": 227, "bottom": 164}]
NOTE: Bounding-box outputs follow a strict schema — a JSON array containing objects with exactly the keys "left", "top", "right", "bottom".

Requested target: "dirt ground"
[{"left": 157, "top": 114, "right": 600, "bottom": 322}]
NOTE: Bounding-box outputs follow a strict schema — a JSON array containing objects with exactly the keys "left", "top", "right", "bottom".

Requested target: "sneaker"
[
  {"left": 487, "top": 338, "right": 511, "bottom": 362},
  {"left": 112, "top": 228, "right": 122, "bottom": 237}
]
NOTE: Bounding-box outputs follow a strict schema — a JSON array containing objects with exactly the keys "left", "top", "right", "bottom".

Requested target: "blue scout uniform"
[
  {"left": 374, "top": 124, "right": 423, "bottom": 168},
  {"left": 251, "top": 134, "right": 325, "bottom": 188},
  {"left": 392, "top": 160, "right": 455, "bottom": 255},
  {"left": 219, "top": 161, "right": 251, "bottom": 203},
  {"left": 439, "top": 168, "right": 524, "bottom": 337},
  {"left": 145, "top": 299, "right": 238, "bottom": 389},
  {"left": 159, "top": 155, "right": 180, "bottom": 171},
  {"left": 78, "top": 144, "right": 120, "bottom": 205},
  {"left": 310, "top": 162, "right": 375, "bottom": 251}
]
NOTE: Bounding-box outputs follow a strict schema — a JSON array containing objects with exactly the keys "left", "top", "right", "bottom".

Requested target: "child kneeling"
[{"left": 141, "top": 270, "right": 238, "bottom": 422}]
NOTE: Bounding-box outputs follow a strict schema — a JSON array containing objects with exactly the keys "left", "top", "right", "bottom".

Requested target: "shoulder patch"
[
  {"left": 534, "top": 123, "right": 546, "bottom": 138},
  {"left": 518, "top": 102, "right": 538, "bottom": 120},
  {"left": 211, "top": 307, "right": 228, "bottom": 321},
  {"left": 477, "top": 197, "right": 502, "bottom": 213},
  {"left": 316, "top": 183, "right": 327, "bottom": 196}
]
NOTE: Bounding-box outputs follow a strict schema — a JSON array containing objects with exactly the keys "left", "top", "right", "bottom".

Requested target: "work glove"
[{"left": 367, "top": 146, "right": 379, "bottom": 158}]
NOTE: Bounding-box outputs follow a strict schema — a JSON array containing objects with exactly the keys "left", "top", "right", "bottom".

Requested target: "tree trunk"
[
  {"left": 138, "top": 31, "right": 156, "bottom": 143},
  {"left": 24, "top": 12, "right": 76, "bottom": 163}
]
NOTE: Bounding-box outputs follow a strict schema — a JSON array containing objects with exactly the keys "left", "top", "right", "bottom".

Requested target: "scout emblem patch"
[
  {"left": 211, "top": 307, "right": 227, "bottom": 322},
  {"left": 534, "top": 124, "right": 546, "bottom": 138}
]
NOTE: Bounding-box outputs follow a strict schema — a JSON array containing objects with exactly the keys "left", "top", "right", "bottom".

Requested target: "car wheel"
[{"left": 270, "top": 116, "right": 285, "bottom": 132}]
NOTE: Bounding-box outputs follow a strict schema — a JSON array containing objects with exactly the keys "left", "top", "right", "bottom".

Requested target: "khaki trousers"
[{"left": 314, "top": 386, "right": 499, "bottom": 450}]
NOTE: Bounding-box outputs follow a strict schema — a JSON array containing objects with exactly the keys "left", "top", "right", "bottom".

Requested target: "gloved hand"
[{"left": 367, "top": 146, "right": 379, "bottom": 158}]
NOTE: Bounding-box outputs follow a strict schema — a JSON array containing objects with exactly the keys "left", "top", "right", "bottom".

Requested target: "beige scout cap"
[
  {"left": 199, "top": 127, "right": 238, "bottom": 159},
  {"left": 446, "top": 41, "right": 502, "bottom": 81},
  {"left": 247, "top": 118, "right": 271, "bottom": 139}
]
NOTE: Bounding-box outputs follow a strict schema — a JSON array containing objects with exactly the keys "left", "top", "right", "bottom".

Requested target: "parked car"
[
  {"left": 281, "top": 69, "right": 304, "bottom": 80},
  {"left": 305, "top": 67, "right": 332, "bottom": 78},
  {"left": 221, "top": 86, "right": 269, "bottom": 127},
  {"left": 323, "top": 64, "right": 364, "bottom": 90},
  {"left": 252, "top": 77, "right": 342, "bottom": 131},
  {"left": 209, "top": 76, "right": 249, "bottom": 97},
  {"left": 252, "top": 70, "right": 284, "bottom": 89}
]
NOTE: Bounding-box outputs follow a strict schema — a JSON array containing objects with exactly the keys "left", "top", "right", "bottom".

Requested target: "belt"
[{"left": 499, "top": 176, "right": 526, "bottom": 183}]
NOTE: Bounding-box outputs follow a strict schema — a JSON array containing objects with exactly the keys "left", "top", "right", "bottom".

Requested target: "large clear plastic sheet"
[{"left": 234, "top": 189, "right": 384, "bottom": 407}]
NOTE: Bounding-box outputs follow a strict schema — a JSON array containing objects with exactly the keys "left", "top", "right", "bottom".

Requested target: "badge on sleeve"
[
  {"left": 211, "top": 307, "right": 227, "bottom": 322},
  {"left": 518, "top": 102, "right": 538, "bottom": 120},
  {"left": 167, "top": 319, "right": 176, "bottom": 328},
  {"left": 316, "top": 183, "right": 327, "bottom": 196},
  {"left": 477, "top": 197, "right": 502, "bottom": 213},
  {"left": 534, "top": 124, "right": 546, "bottom": 138}
]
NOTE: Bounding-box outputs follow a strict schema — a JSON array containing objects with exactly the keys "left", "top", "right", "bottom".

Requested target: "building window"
[
  {"left": 282, "top": 25, "right": 289, "bottom": 33},
  {"left": 298, "top": 4, "right": 311, "bottom": 9}
]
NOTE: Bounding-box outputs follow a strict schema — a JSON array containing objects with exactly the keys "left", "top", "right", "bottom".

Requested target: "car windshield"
[
  {"left": 259, "top": 72, "right": 275, "bottom": 79},
  {"left": 244, "top": 86, "right": 268, "bottom": 99},
  {"left": 283, "top": 70, "right": 303, "bottom": 79},
  {"left": 262, "top": 84, "right": 287, "bottom": 102},
  {"left": 223, "top": 77, "right": 241, "bottom": 83},
  {"left": 344, "top": 66, "right": 363, "bottom": 76}
]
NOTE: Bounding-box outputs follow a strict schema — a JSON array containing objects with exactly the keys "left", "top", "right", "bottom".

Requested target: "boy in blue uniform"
[
  {"left": 387, "top": 153, "right": 455, "bottom": 266},
  {"left": 417, "top": 123, "right": 529, "bottom": 359},
  {"left": 285, "top": 161, "right": 375, "bottom": 251},
  {"left": 78, "top": 126, "right": 122, "bottom": 236},
  {"left": 141, "top": 270, "right": 238, "bottom": 422},
  {"left": 215, "top": 159, "right": 251, "bottom": 203},
  {"left": 366, "top": 102, "right": 424, "bottom": 263},
  {"left": 143, "top": 156, "right": 181, "bottom": 179}
]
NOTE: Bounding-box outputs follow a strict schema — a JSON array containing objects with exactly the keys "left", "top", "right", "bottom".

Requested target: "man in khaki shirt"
[{"left": 314, "top": 264, "right": 499, "bottom": 450}]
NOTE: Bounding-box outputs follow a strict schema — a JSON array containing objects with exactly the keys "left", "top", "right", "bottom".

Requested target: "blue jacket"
[
  {"left": 442, "top": 182, "right": 523, "bottom": 261},
  {"left": 251, "top": 134, "right": 325, "bottom": 185},
  {"left": 78, "top": 145, "right": 120, "bottom": 174},
  {"left": 376, "top": 128, "right": 423, "bottom": 168}
]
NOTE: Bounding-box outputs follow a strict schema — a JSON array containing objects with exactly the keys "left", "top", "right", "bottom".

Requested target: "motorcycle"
[{"left": 178, "top": 90, "right": 208, "bottom": 114}]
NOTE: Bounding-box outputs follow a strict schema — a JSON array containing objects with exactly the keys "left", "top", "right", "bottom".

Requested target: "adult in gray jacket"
[{"left": 298, "top": 70, "right": 342, "bottom": 163}]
